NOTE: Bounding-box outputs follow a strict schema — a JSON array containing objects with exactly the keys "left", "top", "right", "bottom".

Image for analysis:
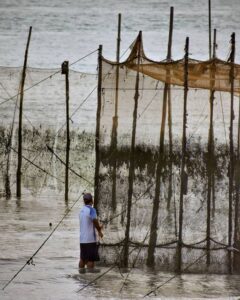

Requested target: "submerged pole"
[
  {"left": 62, "top": 61, "right": 70, "bottom": 202},
  {"left": 206, "top": 58, "right": 216, "bottom": 267},
  {"left": 147, "top": 7, "right": 174, "bottom": 266},
  {"left": 123, "top": 32, "right": 141, "bottom": 268},
  {"left": 206, "top": 27, "right": 217, "bottom": 267},
  {"left": 211, "top": 29, "right": 217, "bottom": 217},
  {"left": 176, "top": 37, "right": 189, "bottom": 273},
  {"left": 167, "top": 7, "right": 174, "bottom": 210},
  {"left": 147, "top": 74, "right": 169, "bottom": 267},
  {"left": 111, "top": 13, "right": 121, "bottom": 211},
  {"left": 234, "top": 91, "right": 240, "bottom": 274},
  {"left": 228, "top": 32, "right": 235, "bottom": 274},
  {"left": 94, "top": 45, "right": 103, "bottom": 212},
  {"left": 16, "top": 26, "right": 32, "bottom": 198}
]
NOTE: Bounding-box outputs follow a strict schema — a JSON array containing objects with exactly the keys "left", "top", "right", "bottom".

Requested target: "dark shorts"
[{"left": 80, "top": 242, "right": 100, "bottom": 262}]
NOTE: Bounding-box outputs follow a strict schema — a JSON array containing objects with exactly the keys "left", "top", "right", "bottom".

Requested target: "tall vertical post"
[
  {"left": 234, "top": 90, "right": 240, "bottom": 274},
  {"left": 167, "top": 7, "right": 174, "bottom": 209},
  {"left": 147, "top": 7, "right": 174, "bottom": 266},
  {"left": 62, "top": 61, "right": 70, "bottom": 202},
  {"left": 206, "top": 57, "right": 216, "bottom": 267},
  {"left": 211, "top": 29, "right": 217, "bottom": 217},
  {"left": 213, "top": 29, "right": 217, "bottom": 59},
  {"left": 94, "top": 45, "right": 103, "bottom": 212},
  {"left": 16, "top": 26, "right": 32, "bottom": 198},
  {"left": 177, "top": 37, "right": 189, "bottom": 273},
  {"left": 228, "top": 32, "right": 235, "bottom": 274},
  {"left": 208, "top": 0, "right": 212, "bottom": 59},
  {"left": 122, "top": 32, "right": 141, "bottom": 268},
  {"left": 111, "top": 13, "right": 121, "bottom": 211},
  {"left": 147, "top": 75, "right": 168, "bottom": 267}
]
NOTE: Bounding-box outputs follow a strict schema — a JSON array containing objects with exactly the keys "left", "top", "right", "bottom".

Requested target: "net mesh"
[
  {"left": 97, "top": 34, "right": 240, "bottom": 272},
  {"left": 0, "top": 65, "right": 97, "bottom": 199}
]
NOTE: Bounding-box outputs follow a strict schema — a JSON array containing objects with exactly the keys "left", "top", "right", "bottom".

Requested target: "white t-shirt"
[{"left": 79, "top": 205, "right": 97, "bottom": 243}]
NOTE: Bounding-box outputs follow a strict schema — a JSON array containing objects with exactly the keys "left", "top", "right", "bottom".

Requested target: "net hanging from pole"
[{"left": 96, "top": 33, "right": 240, "bottom": 273}]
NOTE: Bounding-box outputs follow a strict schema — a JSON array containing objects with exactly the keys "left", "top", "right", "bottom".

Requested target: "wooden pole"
[
  {"left": 123, "top": 32, "right": 141, "bottom": 268},
  {"left": 228, "top": 32, "right": 235, "bottom": 274},
  {"left": 176, "top": 37, "right": 189, "bottom": 273},
  {"left": 62, "top": 61, "right": 70, "bottom": 202},
  {"left": 167, "top": 7, "right": 174, "bottom": 210},
  {"left": 5, "top": 133, "right": 12, "bottom": 199},
  {"left": 16, "top": 26, "right": 32, "bottom": 198},
  {"left": 208, "top": 0, "right": 212, "bottom": 59},
  {"left": 147, "top": 77, "right": 168, "bottom": 267},
  {"left": 206, "top": 61, "right": 216, "bottom": 267},
  {"left": 234, "top": 90, "right": 240, "bottom": 274},
  {"left": 111, "top": 13, "right": 121, "bottom": 211},
  {"left": 94, "top": 45, "right": 103, "bottom": 212},
  {"left": 147, "top": 7, "right": 174, "bottom": 266},
  {"left": 211, "top": 29, "right": 217, "bottom": 217},
  {"left": 213, "top": 29, "right": 217, "bottom": 58}
]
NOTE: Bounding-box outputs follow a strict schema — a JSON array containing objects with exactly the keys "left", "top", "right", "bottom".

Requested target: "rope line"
[
  {"left": 46, "top": 145, "right": 93, "bottom": 186},
  {"left": 2, "top": 185, "right": 90, "bottom": 291},
  {"left": 0, "top": 49, "right": 98, "bottom": 108},
  {"left": 143, "top": 253, "right": 207, "bottom": 297},
  {"left": 11, "top": 147, "right": 64, "bottom": 184}
]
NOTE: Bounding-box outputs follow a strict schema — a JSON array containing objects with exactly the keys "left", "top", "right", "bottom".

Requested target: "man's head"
[{"left": 83, "top": 193, "right": 93, "bottom": 205}]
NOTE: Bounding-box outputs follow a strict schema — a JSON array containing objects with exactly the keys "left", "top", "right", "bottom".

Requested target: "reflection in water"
[{"left": 0, "top": 128, "right": 240, "bottom": 298}]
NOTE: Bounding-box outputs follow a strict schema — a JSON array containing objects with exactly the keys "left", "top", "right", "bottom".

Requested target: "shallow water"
[
  {"left": 1, "top": 0, "right": 240, "bottom": 298},
  {"left": 0, "top": 194, "right": 240, "bottom": 299}
]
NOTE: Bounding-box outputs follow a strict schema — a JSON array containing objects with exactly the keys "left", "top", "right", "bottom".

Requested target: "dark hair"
[{"left": 83, "top": 193, "right": 93, "bottom": 204}]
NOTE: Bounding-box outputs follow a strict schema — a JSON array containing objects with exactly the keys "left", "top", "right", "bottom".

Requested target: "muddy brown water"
[{"left": 0, "top": 192, "right": 240, "bottom": 299}]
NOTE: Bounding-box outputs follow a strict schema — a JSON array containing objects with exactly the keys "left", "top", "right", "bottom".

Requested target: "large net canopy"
[{"left": 96, "top": 32, "right": 240, "bottom": 273}]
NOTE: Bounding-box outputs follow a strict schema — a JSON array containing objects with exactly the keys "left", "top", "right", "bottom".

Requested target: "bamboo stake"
[
  {"left": 94, "top": 45, "right": 103, "bottom": 212},
  {"left": 147, "top": 79, "right": 168, "bottom": 267},
  {"left": 206, "top": 28, "right": 217, "bottom": 266},
  {"left": 16, "top": 26, "right": 32, "bottom": 198},
  {"left": 177, "top": 37, "right": 189, "bottom": 273},
  {"left": 228, "top": 32, "right": 235, "bottom": 274},
  {"left": 213, "top": 29, "right": 217, "bottom": 59},
  {"left": 111, "top": 13, "right": 121, "bottom": 211},
  {"left": 206, "top": 61, "right": 215, "bottom": 267},
  {"left": 147, "top": 7, "right": 174, "bottom": 266},
  {"left": 167, "top": 7, "right": 174, "bottom": 210},
  {"left": 122, "top": 32, "right": 141, "bottom": 268},
  {"left": 212, "top": 29, "right": 217, "bottom": 217},
  {"left": 234, "top": 89, "right": 240, "bottom": 274},
  {"left": 62, "top": 61, "right": 70, "bottom": 202}
]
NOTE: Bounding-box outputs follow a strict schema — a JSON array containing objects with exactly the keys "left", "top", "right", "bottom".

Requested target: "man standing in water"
[{"left": 79, "top": 193, "right": 103, "bottom": 272}]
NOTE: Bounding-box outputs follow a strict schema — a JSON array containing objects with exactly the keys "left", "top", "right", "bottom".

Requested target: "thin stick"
[
  {"left": 213, "top": 28, "right": 217, "bottom": 58},
  {"left": 228, "top": 32, "right": 235, "bottom": 274},
  {"left": 234, "top": 90, "right": 240, "bottom": 273},
  {"left": 147, "top": 8, "right": 173, "bottom": 265},
  {"left": 206, "top": 59, "right": 216, "bottom": 266},
  {"left": 123, "top": 32, "right": 142, "bottom": 267},
  {"left": 62, "top": 61, "right": 70, "bottom": 202},
  {"left": 167, "top": 7, "right": 174, "bottom": 210},
  {"left": 16, "top": 26, "right": 32, "bottom": 198},
  {"left": 111, "top": 13, "right": 121, "bottom": 211},
  {"left": 94, "top": 45, "right": 103, "bottom": 212},
  {"left": 176, "top": 37, "right": 189, "bottom": 273}
]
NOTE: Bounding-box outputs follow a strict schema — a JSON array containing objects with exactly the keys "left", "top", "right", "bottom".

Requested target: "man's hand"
[
  {"left": 93, "top": 219, "right": 103, "bottom": 239},
  {"left": 98, "top": 230, "right": 103, "bottom": 239}
]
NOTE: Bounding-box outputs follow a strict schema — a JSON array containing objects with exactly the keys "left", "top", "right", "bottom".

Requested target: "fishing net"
[
  {"left": 97, "top": 34, "right": 240, "bottom": 273},
  {"left": 0, "top": 65, "right": 97, "bottom": 199}
]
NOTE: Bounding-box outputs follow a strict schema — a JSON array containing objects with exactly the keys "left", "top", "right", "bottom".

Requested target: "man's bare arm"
[{"left": 93, "top": 219, "right": 103, "bottom": 238}]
